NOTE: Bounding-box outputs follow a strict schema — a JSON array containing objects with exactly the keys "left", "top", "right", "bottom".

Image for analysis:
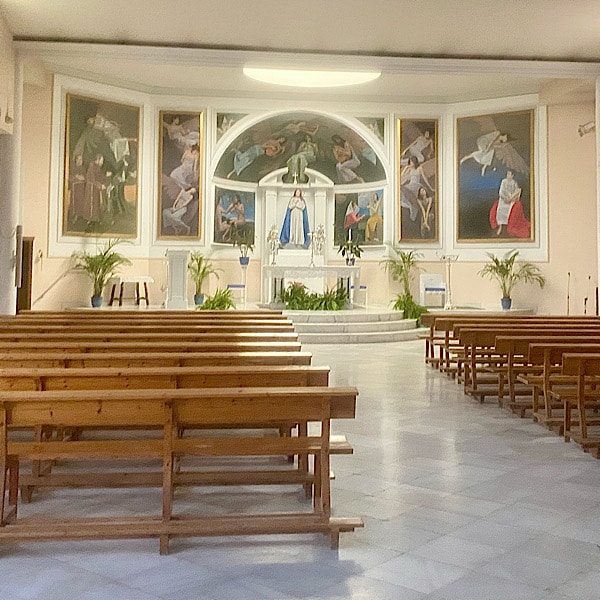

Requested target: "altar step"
[{"left": 284, "top": 308, "right": 422, "bottom": 344}]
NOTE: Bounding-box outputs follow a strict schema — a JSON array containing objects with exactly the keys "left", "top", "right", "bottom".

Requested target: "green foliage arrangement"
[
  {"left": 197, "top": 287, "right": 236, "bottom": 310},
  {"left": 380, "top": 247, "right": 427, "bottom": 321},
  {"left": 392, "top": 293, "right": 429, "bottom": 322},
  {"left": 478, "top": 250, "right": 546, "bottom": 299},
  {"left": 72, "top": 239, "right": 132, "bottom": 297},
  {"left": 337, "top": 239, "right": 363, "bottom": 260},
  {"left": 231, "top": 227, "right": 255, "bottom": 257},
  {"left": 187, "top": 251, "right": 220, "bottom": 295},
  {"left": 278, "top": 282, "right": 349, "bottom": 311}
]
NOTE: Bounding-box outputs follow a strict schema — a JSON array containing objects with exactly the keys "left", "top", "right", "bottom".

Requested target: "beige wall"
[{"left": 19, "top": 80, "right": 598, "bottom": 313}]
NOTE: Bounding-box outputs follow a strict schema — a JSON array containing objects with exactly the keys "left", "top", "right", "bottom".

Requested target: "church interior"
[{"left": 1, "top": 2, "right": 600, "bottom": 598}]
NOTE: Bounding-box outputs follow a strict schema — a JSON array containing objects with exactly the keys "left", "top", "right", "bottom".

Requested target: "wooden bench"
[
  {"left": 515, "top": 341, "right": 600, "bottom": 432},
  {"left": 0, "top": 365, "right": 351, "bottom": 499},
  {"left": 556, "top": 353, "right": 600, "bottom": 456},
  {"left": 0, "top": 386, "right": 362, "bottom": 552},
  {"left": 456, "top": 325, "right": 600, "bottom": 407},
  {"left": 0, "top": 340, "right": 303, "bottom": 354},
  {"left": 0, "top": 350, "right": 313, "bottom": 368}
]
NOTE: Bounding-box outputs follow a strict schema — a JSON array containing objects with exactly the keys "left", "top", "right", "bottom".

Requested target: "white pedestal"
[{"left": 166, "top": 249, "right": 189, "bottom": 309}]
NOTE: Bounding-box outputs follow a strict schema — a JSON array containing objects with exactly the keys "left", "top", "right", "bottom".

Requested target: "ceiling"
[{"left": 3, "top": 0, "right": 600, "bottom": 103}]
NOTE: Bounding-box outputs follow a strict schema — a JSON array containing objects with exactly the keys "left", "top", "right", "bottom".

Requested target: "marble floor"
[{"left": 2, "top": 340, "right": 600, "bottom": 599}]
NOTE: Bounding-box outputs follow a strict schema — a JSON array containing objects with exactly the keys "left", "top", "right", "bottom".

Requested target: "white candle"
[{"left": 349, "top": 228, "right": 352, "bottom": 241}]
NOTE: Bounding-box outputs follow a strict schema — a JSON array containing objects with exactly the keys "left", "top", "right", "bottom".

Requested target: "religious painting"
[
  {"left": 457, "top": 109, "right": 534, "bottom": 242},
  {"left": 214, "top": 111, "right": 385, "bottom": 184},
  {"left": 356, "top": 117, "right": 385, "bottom": 144},
  {"left": 334, "top": 189, "right": 384, "bottom": 246},
  {"left": 397, "top": 118, "right": 438, "bottom": 242},
  {"left": 63, "top": 94, "right": 139, "bottom": 237},
  {"left": 216, "top": 112, "right": 247, "bottom": 142},
  {"left": 214, "top": 187, "right": 255, "bottom": 245},
  {"left": 158, "top": 110, "right": 203, "bottom": 239}
]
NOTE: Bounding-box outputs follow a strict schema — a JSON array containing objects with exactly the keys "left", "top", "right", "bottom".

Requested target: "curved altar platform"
[{"left": 282, "top": 306, "right": 422, "bottom": 344}]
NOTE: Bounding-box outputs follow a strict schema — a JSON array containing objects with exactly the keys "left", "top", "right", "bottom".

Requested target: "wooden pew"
[
  {"left": 15, "top": 309, "right": 285, "bottom": 319},
  {"left": 0, "top": 386, "right": 362, "bottom": 552},
  {"left": 558, "top": 353, "right": 600, "bottom": 456},
  {"left": 0, "top": 365, "right": 341, "bottom": 499},
  {"left": 0, "top": 321, "right": 295, "bottom": 334},
  {"left": 518, "top": 341, "right": 600, "bottom": 432},
  {"left": 0, "top": 331, "right": 299, "bottom": 343},
  {"left": 456, "top": 325, "right": 600, "bottom": 406},
  {"left": 0, "top": 351, "right": 313, "bottom": 369},
  {"left": 0, "top": 340, "right": 303, "bottom": 354},
  {"left": 428, "top": 315, "right": 600, "bottom": 375}
]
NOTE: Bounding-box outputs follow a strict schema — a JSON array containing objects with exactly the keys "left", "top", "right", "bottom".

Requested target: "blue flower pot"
[
  {"left": 501, "top": 297, "right": 512, "bottom": 310},
  {"left": 91, "top": 295, "right": 103, "bottom": 308},
  {"left": 239, "top": 256, "right": 250, "bottom": 266},
  {"left": 194, "top": 293, "right": 205, "bottom": 306}
]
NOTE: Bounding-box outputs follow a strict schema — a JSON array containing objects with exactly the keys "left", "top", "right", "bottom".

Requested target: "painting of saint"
[
  {"left": 397, "top": 119, "right": 438, "bottom": 242},
  {"left": 214, "top": 187, "right": 255, "bottom": 245},
  {"left": 158, "top": 111, "right": 203, "bottom": 238},
  {"left": 457, "top": 109, "right": 534, "bottom": 242},
  {"left": 63, "top": 94, "right": 139, "bottom": 237},
  {"left": 279, "top": 188, "right": 310, "bottom": 248}
]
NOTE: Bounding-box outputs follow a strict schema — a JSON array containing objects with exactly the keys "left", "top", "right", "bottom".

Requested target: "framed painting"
[
  {"left": 63, "top": 93, "right": 139, "bottom": 237},
  {"left": 158, "top": 110, "right": 204, "bottom": 239},
  {"left": 214, "top": 187, "right": 255, "bottom": 245},
  {"left": 457, "top": 109, "right": 534, "bottom": 242},
  {"left": 334, "top": 189, "right": 383, "bottom": 246},
  {"left": 396, "top": 118, "right": 438, "bottom": 242}
]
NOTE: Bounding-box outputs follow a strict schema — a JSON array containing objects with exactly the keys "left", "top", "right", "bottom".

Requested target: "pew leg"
[
  {"left": 564, "top": 401, "right": 572, "bottom": 443},
  {"left": 1, "top": 457, "right": 18, "bottom": 525},
  {"left": 161, "top": 402, "right": 174, "bottom": 556}
]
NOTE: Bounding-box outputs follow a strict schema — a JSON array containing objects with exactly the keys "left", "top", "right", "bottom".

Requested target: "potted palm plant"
[
  {"left": 337, "top": 239, "right": 363, "bottom": 266},
  {"left": 187, "top": 251, "right": 220, "bottom": 305},
  {"left": 478, "top": 250, "right": 545, "bottom": 309},
  {"left": 231, "top": 227, "right": 255, "bottom": 265},
  {"left": 380, "top": 247, "right": 427, "bottom": 321},
  {"left": 72, "top": 239, "right": 132, "bottom": 307}
]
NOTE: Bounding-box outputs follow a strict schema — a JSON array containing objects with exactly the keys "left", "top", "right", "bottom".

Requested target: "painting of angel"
[
  {"left": 63, "top": 94, "right": 139, "bottom": 237},
  {"left": 214, "top": 112, "right": 385, "bottom": 184},
  {"left": 397, "top": 119, "right": 438, "bottom": 242},
  {"left": 457, "top": 109, "right": 534, "bottom": 242},
  {"left": 158, "top": 110, "right": 203, "bottom": 239}
]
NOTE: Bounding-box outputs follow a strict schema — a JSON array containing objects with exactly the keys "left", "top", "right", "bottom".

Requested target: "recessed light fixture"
[{"left": 243, "top": 67, "right": 381, "bottom": 88}]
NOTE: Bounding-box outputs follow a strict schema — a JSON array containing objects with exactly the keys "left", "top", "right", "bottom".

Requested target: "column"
[{"left": 0, "top": 59, "right": 21, "bottom": 315}]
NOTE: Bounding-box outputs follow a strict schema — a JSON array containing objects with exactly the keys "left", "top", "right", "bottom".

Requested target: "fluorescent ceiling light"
[{"left": 243, "top": 67, "right": 381, "bottom": 88}]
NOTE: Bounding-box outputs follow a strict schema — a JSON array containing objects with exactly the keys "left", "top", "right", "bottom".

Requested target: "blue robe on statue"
[{"left": 279, "top": 205, "right": 310, "bottom": 248}]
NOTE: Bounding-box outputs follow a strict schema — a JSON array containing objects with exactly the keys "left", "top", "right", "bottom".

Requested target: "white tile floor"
[{"left": 2, "top": 340, "right": 600, "bottom": 599}]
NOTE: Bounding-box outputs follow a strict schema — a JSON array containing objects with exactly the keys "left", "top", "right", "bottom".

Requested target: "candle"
[{"left": 349, "top": 228, "right": 352, "bottom": 241}]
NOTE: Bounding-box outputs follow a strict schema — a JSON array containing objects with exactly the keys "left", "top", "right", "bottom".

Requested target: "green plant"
[
  {"left": 72, "top": 239, "right": 132, "bottom": 297},
  {"left": 187, "top": 251, "right": 220, "bottom": 295},
  {"left": 392, "top": 293, "right": 428, "bottom": 323},
  {"left": 380, "top": 248, "right": 422, "bottom": 296},
  {"left": 277, "top": 283, "right": 349, "bottom": 311},
  {"left": 478, "top": 250, "right": 545, "bottom": 299},
  {"left": 337, "top": 239, "right": 363, "bottom": 260},
  {"left": 231, "top": 227, "right": 255, "bottom": 257},
  {"left": 197, "top": 287, "right": 236, "bottom": 310}
]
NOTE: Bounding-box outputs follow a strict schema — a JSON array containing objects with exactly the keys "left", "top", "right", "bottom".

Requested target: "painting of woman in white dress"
[
  {"left": 279, "top": 188, "right": 310, "bottom": 248},
  {"left": 457, "top": 109, "right": 533, "bottom": 242},
  {"left": 158, "top": 110, "right": 203, "bottom": 239}
]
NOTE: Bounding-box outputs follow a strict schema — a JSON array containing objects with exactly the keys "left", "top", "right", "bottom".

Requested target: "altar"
[{"left": 262, "top": 264, "right": 360, "bottom": 304}]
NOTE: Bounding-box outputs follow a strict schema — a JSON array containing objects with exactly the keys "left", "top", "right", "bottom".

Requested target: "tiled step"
[
  {"left": 295, "top": 319, "right": 416, "bottom": 334},
  {"left": 298, "top": 328, "right": 420, "bottom": 344}
]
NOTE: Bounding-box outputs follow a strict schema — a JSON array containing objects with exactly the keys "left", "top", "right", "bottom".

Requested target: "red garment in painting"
[{"left": 489, "top": 200, "right": 531, "bottom": 238}]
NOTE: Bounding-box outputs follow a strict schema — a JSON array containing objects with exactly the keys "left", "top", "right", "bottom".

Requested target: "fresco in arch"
[{"left": 214, "top": 112, "right": 386, "bottom": 185}]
